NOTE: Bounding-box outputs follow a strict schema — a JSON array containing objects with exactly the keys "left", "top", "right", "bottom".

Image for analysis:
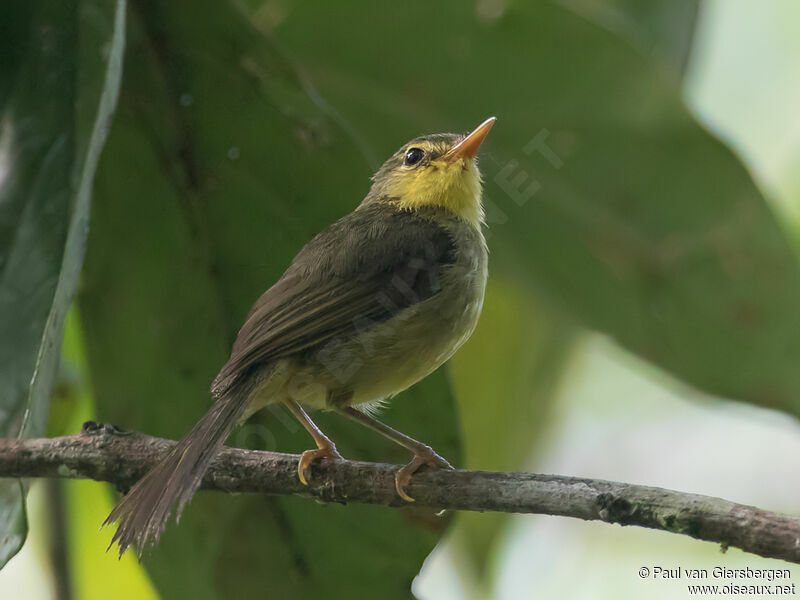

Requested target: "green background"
[{"left": 1, "top": 0, "right": 799, "bottom": 598}]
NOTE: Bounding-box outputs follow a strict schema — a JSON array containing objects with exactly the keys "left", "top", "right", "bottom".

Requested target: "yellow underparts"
[{"left": 388, "top": 158, "right": 484, "bottom": 228}]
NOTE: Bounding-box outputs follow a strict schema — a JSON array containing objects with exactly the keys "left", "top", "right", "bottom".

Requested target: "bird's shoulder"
[
  {"left": 285, "top": 203, "right": 457, "bottom": 282},
  {"left": 212, "top": 204, "right": 460, "bottom": 395}
]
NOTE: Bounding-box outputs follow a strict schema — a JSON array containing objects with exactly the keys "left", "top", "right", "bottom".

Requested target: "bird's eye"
[{"left": 404, "top": 147, "right": 425, "bottom": 166}]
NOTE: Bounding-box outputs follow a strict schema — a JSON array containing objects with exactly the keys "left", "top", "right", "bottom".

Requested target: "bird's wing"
[{"left": 211, "top": 204, "right": 455, "bottom": 394}]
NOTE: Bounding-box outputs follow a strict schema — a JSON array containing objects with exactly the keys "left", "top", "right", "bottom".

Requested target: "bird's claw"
[
  {"left": 395, "top": 448, "right": 453, "bottom": 502},
  {"left": 297, "top": 445, "right": 343, "bottom": 486}
]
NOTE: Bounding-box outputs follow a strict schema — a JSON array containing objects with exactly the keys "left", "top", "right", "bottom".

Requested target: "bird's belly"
[
  {"left": 243, "top": 283, "right": 483, "bottom": 414},
  {"left": 246, "top": 228, "right": 487, "bottom": 414},
  {"left": 335, "top": 264, "right": 486, "bottom": 407}
]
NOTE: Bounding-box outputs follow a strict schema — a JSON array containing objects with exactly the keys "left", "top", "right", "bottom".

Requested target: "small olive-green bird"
[{"left": 106, "top": 117, "right": 496, "bottom": 555}]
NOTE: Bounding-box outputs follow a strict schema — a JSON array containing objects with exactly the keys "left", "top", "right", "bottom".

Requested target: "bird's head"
[{"left": 365, "top": 117, "right": 496, "bottom": 228}]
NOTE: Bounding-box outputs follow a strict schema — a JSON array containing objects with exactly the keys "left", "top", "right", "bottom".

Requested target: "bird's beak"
[{"left": 442, "top": 116, "right": 497, "bottom": 161}]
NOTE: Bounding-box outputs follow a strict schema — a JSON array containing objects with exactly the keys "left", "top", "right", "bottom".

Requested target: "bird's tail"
[{"left": 104, "top": 386, "right": 250, "bottom": 557}]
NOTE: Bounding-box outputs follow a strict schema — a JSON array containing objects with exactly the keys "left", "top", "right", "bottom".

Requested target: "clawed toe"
[
  {"left": 395, "top": 448, "right": 453, "bottom": 502},
  {"left": 297, "top": 445, "right": 343, "bottom": 486}
]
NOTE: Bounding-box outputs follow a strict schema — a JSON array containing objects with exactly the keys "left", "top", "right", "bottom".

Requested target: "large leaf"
[
  {"left": 79, "top": 1, "right": 458, "bottom": 598},
  {"left": 447, "top": 280, "right": 576, "bottom": 583},
  {"left": 270, "top": 0, "right": 800, "bottom": 415},
  {"left": 441, "top": 1, "right": 699, "bottom": 581},
  {"left": 560, "top": 0, "right": 699, "bottom": 75},
  {"left": 0, "top": 0, "right": 125, "bottom": 567}
]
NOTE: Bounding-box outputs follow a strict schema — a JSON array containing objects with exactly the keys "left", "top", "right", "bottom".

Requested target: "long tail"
[{"left": 104, "top": 388, "right": 250, "bottom": 557}]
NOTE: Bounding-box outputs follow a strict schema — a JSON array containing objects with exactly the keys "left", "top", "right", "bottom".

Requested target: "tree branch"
[{"left": 1, "top": 423, "right": 798, "bottom": 564}]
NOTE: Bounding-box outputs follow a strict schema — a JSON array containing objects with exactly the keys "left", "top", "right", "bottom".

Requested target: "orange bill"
[{"left": 442, "top": 116, "right": 497, "bottom": 161}]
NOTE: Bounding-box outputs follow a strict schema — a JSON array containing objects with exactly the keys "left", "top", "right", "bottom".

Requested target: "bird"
[{"left": 104, "top": 116, "right": 495, "bottom": 556}]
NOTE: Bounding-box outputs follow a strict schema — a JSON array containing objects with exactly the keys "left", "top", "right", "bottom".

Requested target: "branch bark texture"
[{"left": 1, "top": 425, "right": 798, "bottom": 564}]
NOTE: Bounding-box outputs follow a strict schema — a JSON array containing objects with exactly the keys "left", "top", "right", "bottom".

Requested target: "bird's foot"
[
  {"left": 395, "top": 447, "right": 453, "bottom": 502},
  {"left": 297, "top": 443, "right": 343, "bottom": 486}
]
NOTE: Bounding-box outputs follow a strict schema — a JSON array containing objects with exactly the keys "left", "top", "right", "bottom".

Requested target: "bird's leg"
[
  {"left": 335, "top": 407, "right": 452, "bottom": 502},
  {"left": 283, "top": 399, "right": 342, "bottom": 485}
]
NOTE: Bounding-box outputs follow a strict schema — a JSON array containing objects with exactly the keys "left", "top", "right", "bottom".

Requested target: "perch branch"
[{"left": 1, "top": 424, "right": 798, "bottom": 564}]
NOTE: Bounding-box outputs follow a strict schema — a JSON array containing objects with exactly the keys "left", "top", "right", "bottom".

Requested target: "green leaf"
[
  {"left": 271, "top": 1, "right": 800, "bottom": 415},
  {"left": 58, "top": 310, "right": 159, "bottom": 600},
  {"left": 448, "top": 280, "right": 576, "bottom": 581},
  {"left": 441, "top": 2, "right": 697, "bottom": 579},
  {"left": 0, "top": 0, "right": 125, "bottom": 567},
  {"left": 79, "top": 1, "right": 458, "bottom": 597},
  {"left": 560, "top": 0, "right": 699, "bottom": 74}
]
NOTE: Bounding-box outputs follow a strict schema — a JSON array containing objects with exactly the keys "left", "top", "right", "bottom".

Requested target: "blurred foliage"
[
  {"left": 78, "top": 1, "right": 457, "bottom": 598},
  {"left": 268, "top": 0, "right": 800, "bottom": 415},
  {"left": 561, "top": 0, "right": 698, "bottom": 74},
  {"left": 2, "top": 0, "right": 800, "bottom": 598},
  {"left": 0, "top": 0, "right": 125, "bottom": 567},
  {"left": 441, "top": 3, "right": 699, "bottom": 585},
  {"left": 448, "top": 280, "right": 576, "bottom": 582},
  {"left": 56, "top": 311, "right": 159, "bottom": 600}
]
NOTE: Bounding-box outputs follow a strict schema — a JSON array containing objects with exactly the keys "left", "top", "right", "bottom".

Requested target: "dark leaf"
[
  {"left": 0, "top": 0, "right": 125, "bottom": 567},
  {"left": 80, "top": 1, "right": 459, "bottom": 597},
  {"left": 271, "top": 0, "right": 800, "bottom": 415},
  {"left": 448, "top": 280, "right": 576, "bottom": 578}
]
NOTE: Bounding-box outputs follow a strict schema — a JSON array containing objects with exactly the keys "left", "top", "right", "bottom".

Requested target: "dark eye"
[{"left": 404, "top": 147, "right": 425, "bottom": 166}]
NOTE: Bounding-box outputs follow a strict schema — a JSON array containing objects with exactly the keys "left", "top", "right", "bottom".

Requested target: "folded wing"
[{"left": 212, "top": 204, "right": 455, "bottom": 396}]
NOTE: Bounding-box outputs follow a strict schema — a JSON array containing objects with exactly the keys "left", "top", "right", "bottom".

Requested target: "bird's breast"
[
  {"left": 339, "top": 221, "right": 488, "bottom": 406},
  {"left": 247, "top": 217, "right": 488, "bottom": 413}
]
